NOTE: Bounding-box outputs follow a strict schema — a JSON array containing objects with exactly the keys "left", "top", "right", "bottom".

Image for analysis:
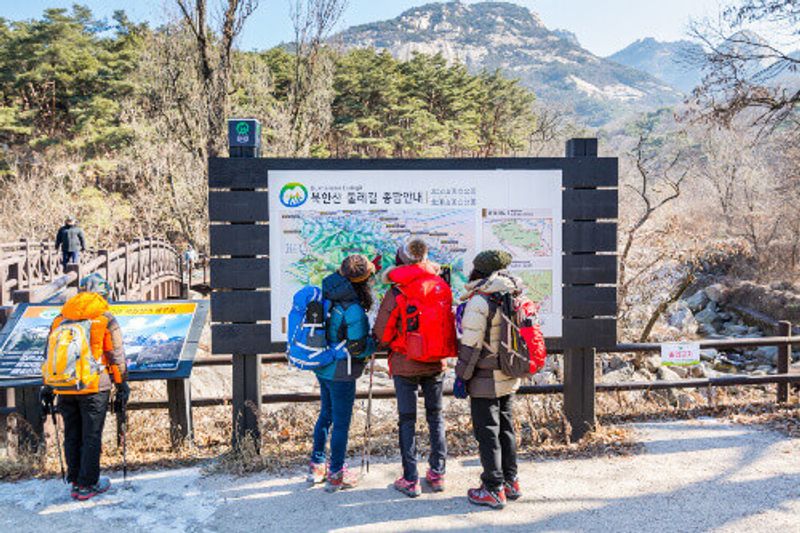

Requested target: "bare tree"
[
  {"left": 689, "top": 0, "right": 799, "bottom": 133},
  {"left": 288, "top": 0, "right": 348, "bottom": 155},
  {"left": 175, "top": 0, "right": 259, "bottom": 158},
  {"left": 618, "top": 122, "right": 692, "bottom": 306}
]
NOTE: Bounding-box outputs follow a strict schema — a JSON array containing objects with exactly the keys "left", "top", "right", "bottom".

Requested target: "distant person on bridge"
[
  {"left": 55, "top": 216, "right": 86, "bottom": 270},
  {"left": 39, "top": 273, "right": 129, "bottom": 501},
  {"left": 373, "top": 238, "right": 456, "bottom": 497}
]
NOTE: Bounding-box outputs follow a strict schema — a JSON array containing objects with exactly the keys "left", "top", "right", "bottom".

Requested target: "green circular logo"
[
  {"left": 236, "top": 121, "right": 250, "bottom": 135},
  {"left": 280, "top": 182, "right": 308, "bottom": 207}
]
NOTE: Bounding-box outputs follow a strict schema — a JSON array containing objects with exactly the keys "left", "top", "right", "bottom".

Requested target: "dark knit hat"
[
  {"left": 473, "top": 250, "right": 512, "bottom": 275},
  {"left": 339, "top": 254, "right": 376, "bottom": 283},
  {"left": 396, "top": 238, "right": 428, "bottom": 265}
]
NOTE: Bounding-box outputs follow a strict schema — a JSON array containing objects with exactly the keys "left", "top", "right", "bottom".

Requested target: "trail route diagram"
[{"left": 279, "top": 209, "right": 477, "bottom": 296}]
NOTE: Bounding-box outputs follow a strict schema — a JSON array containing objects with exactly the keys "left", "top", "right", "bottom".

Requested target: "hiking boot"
[
  {"left": 70, "top": 483, "right": 79, "bottom": 500},
  {"left": 325, "top": 466, "right": 359, "bottom": 493},
  {"left": 467, "top": 484, "right": 506, "bottom": 510},
  {"left": 307, "top": 462, "right": 327, "bottom": 484},
  {"left": 425, "top": 469, "right": 445, "bottom": 492},
  {"left": 504, "top": 478, "right": 522, "bottom": 501},
  {"left": 75, "top": 476, "right": 111, "bottom": 501},
  {"left": 393, "top": 477, "right": 421, "bottom": 498}
]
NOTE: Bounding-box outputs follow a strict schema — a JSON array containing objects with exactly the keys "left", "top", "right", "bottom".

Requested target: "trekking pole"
[
  {"left": 362, "top": 351, "right": 376, "bottom": 475},
  {"left": 114, "top": 391, "right": 128, "bottom": 484}
]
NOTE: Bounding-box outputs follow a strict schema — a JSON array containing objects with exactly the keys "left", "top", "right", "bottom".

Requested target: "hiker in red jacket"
[{"left": 373, "top": 239, "right": 457, "bottom": 497}]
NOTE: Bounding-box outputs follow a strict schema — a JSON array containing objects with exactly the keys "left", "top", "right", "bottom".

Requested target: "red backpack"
[{"left": 382, "top": 264, "right": 457, "bottom": 362}]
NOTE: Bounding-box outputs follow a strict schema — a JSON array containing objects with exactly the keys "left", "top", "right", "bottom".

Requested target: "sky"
[{"left": 0, "top": 0, "right": 729, "bottom": 56}]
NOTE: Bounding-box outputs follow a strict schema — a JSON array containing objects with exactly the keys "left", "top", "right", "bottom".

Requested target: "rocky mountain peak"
[{"left": 337, "top": 1, "right": 681, "bottom": 126}]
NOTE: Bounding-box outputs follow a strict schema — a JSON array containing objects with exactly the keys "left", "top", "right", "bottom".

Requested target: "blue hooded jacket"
[{"left": 313, "top": 272, "right": 373, "bottom": 381}]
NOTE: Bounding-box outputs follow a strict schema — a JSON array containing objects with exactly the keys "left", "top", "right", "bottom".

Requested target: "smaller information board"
[
  {"left": 661, "top": 342, "right": 701, "bottom": 367},
  {"left": 0, "top": 301, "right": 208, "bottom": 386}
]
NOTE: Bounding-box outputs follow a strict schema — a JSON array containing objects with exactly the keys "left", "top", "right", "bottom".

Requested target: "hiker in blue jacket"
[{"left": 308, "top": 254, "right": 376, "bottom": 492}]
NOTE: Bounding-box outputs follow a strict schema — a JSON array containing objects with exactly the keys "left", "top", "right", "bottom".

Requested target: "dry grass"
[{"left": 2, "top": 385, "right": 798, "bottom": 481}]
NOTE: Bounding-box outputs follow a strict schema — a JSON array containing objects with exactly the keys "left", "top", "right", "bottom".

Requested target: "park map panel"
[
  {"left": 269, "top": 169, "right": 563, "bottom": 339},
  {"left": 0, "top": 302, "right": 199, "bottom": 379}
]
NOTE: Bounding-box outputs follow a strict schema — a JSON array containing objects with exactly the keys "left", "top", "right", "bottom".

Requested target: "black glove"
[
  {"left": 113, "top": 382, "right": 130, "bottom": 414},
  {"left": 39, "top": 385, "right": 55, "bottom": 416}
]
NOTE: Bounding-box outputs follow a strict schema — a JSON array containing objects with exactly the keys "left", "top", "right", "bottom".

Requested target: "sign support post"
[{"left": 561, "top": 138, "right": 613, "bottom": 441}]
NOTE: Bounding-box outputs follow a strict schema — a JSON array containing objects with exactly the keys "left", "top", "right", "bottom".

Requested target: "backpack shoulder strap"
[{"left": 483, "top": 294, "right": 499, "bottom": 344}]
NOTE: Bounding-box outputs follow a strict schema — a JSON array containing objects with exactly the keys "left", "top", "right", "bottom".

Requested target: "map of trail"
[
  {"left": 483, "top": 216, "right": 553, "bottom": 258},
  {"left": 516, "top": 270, "right": 554, "bottom": 312},
  {"left": 278, "top": 209, "right": 477, "bottom": 300}
]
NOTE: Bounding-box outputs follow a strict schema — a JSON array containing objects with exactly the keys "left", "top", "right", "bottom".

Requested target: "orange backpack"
[{"left": 42, "top": 316, "right": 108, "bottom": 394}]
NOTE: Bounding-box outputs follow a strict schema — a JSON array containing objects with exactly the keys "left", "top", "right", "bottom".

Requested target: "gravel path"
[{"left": 1, "top": 418, "right": 799, "bottom": 532}]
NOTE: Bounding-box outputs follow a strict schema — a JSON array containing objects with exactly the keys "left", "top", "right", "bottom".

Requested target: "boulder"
[
  {"left": 753, "top": 347, "right": 778, "bottom": 364},
  {"left": 705, "top": 283, "right": 726, "bottom": 303},
  {"left": 670, "top": 365, "right": 690, "bottom": 378},
  {"left": 722, "top": 324, "right": 749, "bottom": 337},
  {"left": 713, "top": 360, "right": 738, "bottom": 373},
  {"left": 635, "top": 353, "right": 662, "bottom": 373},
  {"left": 603, "top": 354, "right": 628, "bottom": 372},
  {"left": 690, "top": 363, "right": 707, "bottom": 378},
  {"left": 700, "top": 349, "right": 718, "bottom": 361},
  {"left": 695, "top": 303, "right": 718, "bottom": 327},
  {"left": 676, "top": 393, "right": 697, "bottom": 409},
  {"left": 685, "top": 290, "right": 709, "bottom": 312},
  {"left": 657, "top": 366, "right": 682, "bottom": 381},
  {"left": 667, "top": 303, "right": 698, "bottom": 334},
  {"left": 601, "top": 367, "right": 635, "bottom": 384}
]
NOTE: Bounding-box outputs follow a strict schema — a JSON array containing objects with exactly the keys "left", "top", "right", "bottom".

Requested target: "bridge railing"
[{"left": 0, "top": 238, "right": 183, "bottom": 305}]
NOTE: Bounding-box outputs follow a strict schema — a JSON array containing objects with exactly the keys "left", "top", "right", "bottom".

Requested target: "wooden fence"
[{"left": 129, "top": 328, "right": 799, "bottom": 416}]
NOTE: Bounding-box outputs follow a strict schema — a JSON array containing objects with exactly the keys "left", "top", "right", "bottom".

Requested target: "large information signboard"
[
  {"left": 268, "top": 169, "right": 563, "bottom": 341},
  {"left": 0, "top": 300, "right": 208, "bottom": 386}
]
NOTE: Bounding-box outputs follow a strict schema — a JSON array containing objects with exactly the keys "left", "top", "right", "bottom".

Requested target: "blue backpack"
[{"left": 286, "top": 287, "right": 346, "bottom": 370}]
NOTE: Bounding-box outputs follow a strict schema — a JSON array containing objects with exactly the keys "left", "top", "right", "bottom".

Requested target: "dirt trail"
[{"left": 2, "top": 419, "right": 799, "bottom": 532}]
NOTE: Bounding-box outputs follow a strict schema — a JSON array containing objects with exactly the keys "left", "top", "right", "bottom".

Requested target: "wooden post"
[
  {"left": 65, "top": 263, "right": 81, "bottom": 289},
  {"left": 136, "top": 239, "right": 143, "bottom": 292},
  {"left": 99, "top": 249, "right": 110, "bottom": 283},
  {"left": 0, "top": 388, "right": 13, "bottom": 450},
  {"left": 14, "top": 385, "right": 43, "bottom": 454},
  {"left": 777, "top": 321, "right": 791, "bottom": 403},
  {"left": 23, "top": 239, "right": 30, "bottom": 289},
  {"left": 11, "top": 291, "right": 42, "bottom": 451},
  {"left": 167, "top": 379, "right": 193, "bottom": 448},
  {"left": 563, "top": 347, "right": 596, "bottom": 441},
  {"left": 232, "top": 354, "right": 262, "bottom": 449},
  {"left": 123, "top": 243, "right": 130, "bottom": 297},
  {"left": 560, "top": 137, "right": 613, "bottom": 441}
]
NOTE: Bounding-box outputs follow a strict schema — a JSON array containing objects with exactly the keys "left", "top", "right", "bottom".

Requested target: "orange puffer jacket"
[{"left": 49, "top": 292, "right": 127, "bottom": 394}]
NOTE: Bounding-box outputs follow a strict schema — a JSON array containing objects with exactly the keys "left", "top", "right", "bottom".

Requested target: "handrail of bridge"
[{"left": 0, "top": 238, "right": 183, "bottom": 305}]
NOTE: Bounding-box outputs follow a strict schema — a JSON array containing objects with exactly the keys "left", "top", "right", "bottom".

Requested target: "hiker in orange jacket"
[{"left": 40, "top": 273, "right": 128, "bottom": 500}]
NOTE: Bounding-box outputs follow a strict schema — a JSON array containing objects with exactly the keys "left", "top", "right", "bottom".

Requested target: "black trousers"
[
  {"left": 470, "top": 395, "right": 518, "bottom": 492},
  {"left": 58, "top": 391, "right": 110, "bottom": 487}
]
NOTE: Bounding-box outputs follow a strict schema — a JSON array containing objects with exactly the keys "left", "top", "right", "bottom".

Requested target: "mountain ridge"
[{"left": 335, "top": 1, "right": 682, "bottom": 126}]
